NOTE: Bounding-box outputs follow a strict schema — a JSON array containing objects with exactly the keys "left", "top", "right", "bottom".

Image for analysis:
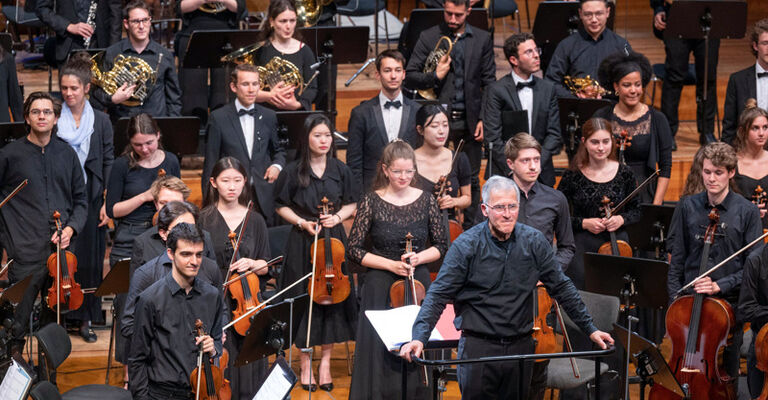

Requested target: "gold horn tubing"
[
  {"left": 90, "top": 53, "right": 157, "bottom": 107},
  {"left": 198, "top": 1, "right": 226, "bottom": 13},
  {"left": 220, "top": 41, "right": 265, "bottom": 65},
  {"left": 256, "top": 56, "right": 304, "bottom": 92},
  {"left": 417, "top": 35, "right": 458, "bottom": 100},
  {"left": 296, "top": 0, "right": 321, "bottom": 26},
  {"left": 563, "top": 75, "right": 611, "bottom": 98}
]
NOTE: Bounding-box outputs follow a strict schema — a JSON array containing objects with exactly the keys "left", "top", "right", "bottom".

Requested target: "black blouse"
[
  {"left": 274, "top": 158, "right": 358, "bottom": 220},
  {"left": 416, "top": 151, "right": 472, "bottom": 219},
  {"left": 198, "top": 207, "right": 271, "bottom": 272},
  {"left": 253, "top": 42, "right": 318, "bottom": 111},
  {"left": 106, "top": 151, "right": 180, "bottom": 223}
]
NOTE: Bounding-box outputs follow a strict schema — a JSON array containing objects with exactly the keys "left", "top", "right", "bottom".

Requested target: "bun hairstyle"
[
  {"left": 59, "top": 52, "right": 93, "bottom": 87},
  {"left": 597, "top": 51, "right": 652, "bottom": 89},
  {"left": 734, "top": 98, "right": 768, "bottom": 152}
]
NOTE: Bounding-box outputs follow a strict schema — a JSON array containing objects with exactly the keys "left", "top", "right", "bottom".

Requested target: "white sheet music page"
[
  {"left": 365, "top": 305, "right": 447, "bottom": 351},
  {"left": 0, "top": 359, "right": 32, "bottom": 400},
  {"left": 253, "top": 360, "right": 293, "bottom": 400}
]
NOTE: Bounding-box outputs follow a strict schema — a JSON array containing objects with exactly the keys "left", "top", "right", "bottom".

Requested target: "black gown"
[
  {"left": 274, "top": 158, "right": 358, "bottom": 347},
  {"left": 347, "top": 190, "right": 448, "bottom": 400},
  {"left": 199, "top": 206, "right": 270, "bottom": 400},
  {"left": 734, "top": 167, "right": 768, "bottom": 228}
]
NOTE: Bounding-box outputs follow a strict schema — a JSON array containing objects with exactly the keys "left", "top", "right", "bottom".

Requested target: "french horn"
[
  {"left": 198, "top": 1, "right": 226, "bottom": 13},
  {"left": 90, "top": 52, "right": 158, "bottom": 107},
  {"left": 564, "top": 75, "right": 611, "bottom": 98},
  {"left": 418, "top": 35, "right": 458, "bottom": 100}
]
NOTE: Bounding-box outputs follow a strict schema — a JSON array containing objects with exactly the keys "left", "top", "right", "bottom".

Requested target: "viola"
[
  {"left": 224, "top": 204, "right": 263, "bottom": 337},
  {"left": 754, "top": 324, "right": 768, "bottom": 400},
  {"left": 615, "top": 129, "right": 632, "bottom": 166},
  {"left": 308, "top": 197, "right": 351, "bottom": 305},
  {"left": 46, "top": 211, "right": 84, "bottom": 323},
  {"left": 597, "top": 196, "right": 632, "bottom": 257},
  {"left": 532, "top": 284, "right": 557, "bottom": 358},
  {"left": 190, "top": 319, "right": 231, "bottom": 400},
  {"left": 649, "top": 208, "right": 737, "bottom": 400},
  {"left": 389, "top": 232, "right": 426, "bottom": 308},
  {"left": 434, "top": 140, "right": 466, "bottom": 243}
]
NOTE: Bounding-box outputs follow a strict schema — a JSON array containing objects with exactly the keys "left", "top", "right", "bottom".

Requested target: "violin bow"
[
  {"left": 305, "top": 226, "right": 320, "bottom": 350},
  {"left": 553, "top": 300, "right": 580, "bottom": 378},
  {"left": 0, "top": 179, "right": 27, "bottom": 210},
  {"left": 609, "top": 170, "right": 659, "bottom": 216},
  {"left": 223, "top": 201, "right": 253, "bottom": 297},
  {"left": 53, "top": 212, "right": 62, "bottom": 325}
]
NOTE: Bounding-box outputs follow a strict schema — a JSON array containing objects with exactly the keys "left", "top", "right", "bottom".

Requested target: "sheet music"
[
  {"left": 365, "top": 305, "right": 448, "bottom": 351},
  {"left": 253, "top": 358, "right": 295, "bottom": 400},
  {"left": 0, "top": 359, "right": 32, "bottom": 400}
]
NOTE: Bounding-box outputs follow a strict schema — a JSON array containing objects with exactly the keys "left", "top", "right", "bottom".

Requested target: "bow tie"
[
  {"left": 238, "top": 108, "right": 257, "bottom": 117},
  {"left": 384, "top": 100, "right": 402, "bottom": 109},
  {"left": 516, "top": 80, "right": 535, "bottom": 91},
  {"left": 759, "top": 72, "right": 768, "bottom": 78}
]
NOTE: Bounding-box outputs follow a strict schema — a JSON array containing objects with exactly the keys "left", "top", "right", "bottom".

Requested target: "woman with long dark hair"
[
  {"left": 274, "top": 114, "right": 357, "bottom": 392},
  {"left": 733, "top": 99, "right": 768, "bottom": 225}
]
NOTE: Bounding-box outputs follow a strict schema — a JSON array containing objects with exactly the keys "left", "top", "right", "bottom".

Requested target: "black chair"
[
  {"left": 35, "top": 323, "right": 133, "bottom": 399},
  {"left": 30, "top": 381, "right": 62, "bottom": 400}
]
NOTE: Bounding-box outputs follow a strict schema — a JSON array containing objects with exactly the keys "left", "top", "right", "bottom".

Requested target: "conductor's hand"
[
  {"left": 399, "top": 340, "right": 424, "bottom": 362},
  {"left": 435, "top": 54, "right": 451, "bottom": 81},
  {"left": 582, "top": 218, "right": 606, "bottom": 234},
  {"left": 654, "top": 12, "right": 667, "bottom": 32},
  {"left": 51, "top": 227, "right": 74, "bottom": 249},
  {"left": 112, "top": 83, "right": 137, "bottom": 104},
  {"left": 589, "top": 330, "right": 614, "bottom": 350},
  {"left": 196, "top": 334, "right": 216, "bottom": 357},
  {"left": 66, "top": 22, "right": 94, "bottom": 38},
  {"left": 693, "top": 276, "right": 720, "bottom": 295}
]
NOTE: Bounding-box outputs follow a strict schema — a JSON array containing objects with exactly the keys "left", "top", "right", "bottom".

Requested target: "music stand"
[
  {"left": 626, "top": 204, "right": 675, "bottom": 261},
  {"left": 0, "top": 275, "right": 32, "bottom": 305},
  {"left": 113, "top": 117, "right": 201, "bottom": 159},
  {"left": 0, "top": 123, "right": 26, "bottom": 149},
  {"left": 253, "top": 356, "right": 296, "bottom": 400},
  {"left": 97, "top": 259, "right": 131, "bottom": 385},
  {"left": 235, "top": 294, "right": 309, "bottom": 367},
  {"left": 399, "top": 8, "right": 489, "bottom": 62},
  {"left": 501, "top": 110, "right": 529, "bottom": 142},
  {"left": 558, "top": 98, "right": 611, "bottom": 160}
]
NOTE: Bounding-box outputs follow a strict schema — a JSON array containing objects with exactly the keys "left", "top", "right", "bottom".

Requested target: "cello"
[
  {"left": 753, "top": 324, "right": 768, "bottom": 400},
  {"left": 649, "top": 208, "right": 737, "bottom": 400},
  {"left": 46, "top": 211, "right": 84, "bottom": 324},
  {"left": 389, "top": 232, "right": 426, "bottom": 308},
  {"left": 597, "top": 170, "right": 660, "bottom": 256},
  {"left": 223, "top": 203, "right": 263, "bottom": 336},
  {"left": 190, "top": 319, "right": 231, "bottom": 400},
  {"left": 308, "top": 197, "right": 350, "bottom": 305}
]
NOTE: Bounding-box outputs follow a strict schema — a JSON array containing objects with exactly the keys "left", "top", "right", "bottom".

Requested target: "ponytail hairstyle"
[{"left": 734, "top": 98, "right": 768, "bottom": 152}]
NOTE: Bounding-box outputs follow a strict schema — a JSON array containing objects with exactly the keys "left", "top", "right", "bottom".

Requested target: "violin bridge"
[{"left": 680, "top": 367, "right": 700, "bottom": 373}]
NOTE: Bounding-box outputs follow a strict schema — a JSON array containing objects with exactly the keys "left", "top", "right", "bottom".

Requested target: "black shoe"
[
  {"left": 301, "top": 383, "right": 317, "bottom": 392},
  {"left": 79, "top": 326, "right": 97, "bottom": 343},
  {"left": 671, "top": 139, "right": 677, "bottom": 151},
  {"left": 319, "top": 383, "right": 334, "bottom": 392}
]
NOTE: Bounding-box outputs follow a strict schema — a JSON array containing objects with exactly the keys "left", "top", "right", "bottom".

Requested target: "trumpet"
[
  {"left": 564, "top": 75, "right": 611, "bottom": 99},
  {"left": 419, "top": 35, "right": 459, "bottom": 100}
]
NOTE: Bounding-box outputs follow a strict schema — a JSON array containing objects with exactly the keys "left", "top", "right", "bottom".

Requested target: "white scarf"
[{"left": 58, "top": 102, "right": 94, "bottom": 184}]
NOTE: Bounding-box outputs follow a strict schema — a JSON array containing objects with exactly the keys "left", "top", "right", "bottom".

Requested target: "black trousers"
[
  {"left": 748, "top": 329, "right": 764, "bottom": 398},
  {"left": 10, "top": 262, "right": 56, "bottom": 341},
  {"left": 660, "top": 37, "right": 720, "bottom": 138},
  {"left": 456, "top": 333, "right": 535, "bottom": 400},
  {"left": 528, "top": 360, "right": 548, "bottom": 400},
  {"left": 449, "top": 117, "right": 482, "bottom": 229}
]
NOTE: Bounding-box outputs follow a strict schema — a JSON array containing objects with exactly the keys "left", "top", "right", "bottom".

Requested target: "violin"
[
  {"left": 389, "top": 233, "right": 426, "bottom": 308},
  {"left": 308, "top": 197, "right": 351, "bottom": 305},
  {"left": 224, "top": 204, "right": 263, "bottom": 337},
  {"left": 190, "top": 319, "right": 231, "bottom": 400},
  {"left": 532, "top": 285, "right": 580, "bottom": 377},
  {"left": 649, "top": 208, "right": 737, "bottom": 400},
  {"left": 754, "top": 324, "right": 768, "bottom": 400},
  {"left": 597, "top": 196, "right": 632, "bottom": 257},
  {"left": 615, "top": 129, "right": 632, "bottom": 165},
  {"left": 46, "top": 211, "right": 84, "bottom": 323},
  {"left": 434, "top": 139, "right": 466, "bottom": 243}
]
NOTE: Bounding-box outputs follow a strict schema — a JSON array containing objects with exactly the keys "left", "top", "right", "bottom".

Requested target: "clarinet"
[{"left": 83, "top": 0, "right": 98, "bottom": 49}]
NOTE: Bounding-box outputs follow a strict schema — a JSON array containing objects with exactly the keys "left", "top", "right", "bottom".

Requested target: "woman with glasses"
[
  {"left": 347, "top": 140, "right": 448, "bottom": 400},
  {"left": 557, "top": 117, "right": 641, "bottom": 290}
]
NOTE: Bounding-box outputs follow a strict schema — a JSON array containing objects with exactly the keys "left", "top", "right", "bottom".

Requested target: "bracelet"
[{"left": 334, "top": 214, "right": 342, "bottom": 224}]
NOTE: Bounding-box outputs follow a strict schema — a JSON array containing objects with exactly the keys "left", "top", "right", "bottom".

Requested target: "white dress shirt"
[
  {"left": 379, "top": 91, "right": 404, "bottom": 142},
  {"left": 511, "top": 71, "right": 534, "bottom": 133},
  {"left": 235, "top": 99, "right": 255, "bottom": 159},
  {"left": 757, "top": 63, "right": 768, "bottom": 112}
]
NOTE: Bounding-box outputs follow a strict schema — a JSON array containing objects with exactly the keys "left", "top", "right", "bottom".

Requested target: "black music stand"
[
  {"left": 113, "top": 117, "right": 201, "bottom": 159},
  {"left": 253, "top": 356, "right": 296, "bottom": 400},
  {"left": 98, "top": 259, "right": 130, "bottom": 385},
  {"left": 558, "top": 98, "right": 611, "bottom": 160},
  {"left": 0, "top": 123, "right": 26, "bottom": 149},
  {"left": 0, "top": 275, "right": 32, "bottom": 305},
  {"left": 399, "top": 8, "right": 489, "bottom": 62},
  {"left": 181, "top": 30, "right": 259, "bottom": 69},
  {"left": 626, "top": 204, "right": 675, "bottom": 261},
  {"left": 235, "top": 294, "right": 309, "bottom": 367}
]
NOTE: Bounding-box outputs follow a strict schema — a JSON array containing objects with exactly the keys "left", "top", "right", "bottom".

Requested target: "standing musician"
[
  {"left": 347, "top": 49, "right": 421, "bottom": 193},
  {"left": 400, "top": 176, "right": 613, "bottom": 400},
  {"left": 58, "top": 55, "right": 115, "bottom": 343},
  {"left": 176, "top": 0, "right": 244, "bottom": 123},
  {"left": 724, "top": 18, "right": 768, "bottom": 145},
  {"left": 347, "top": 140, "right": 448, "bottom": 399},
  {"left": 0, "top": 92, "right": 87, "bottom": 349},
  {"left": 36, "top": 0, "right": 121, "bottom": 66},
  {"left": 404, "top": 0, "right": 495, "bottom": 228},
  {"left": 200, "top": 156, "right": 272, "bottom": 399},
  {"left": 545, "top": 0, "right": 631, "bottom": 98},
  {"left": 484, "top": 33, "right": 561, "bottom": 186},
  {"left": 251, "top": 0, "right": 318, "bottom": 111},
  {"left": 0, "top": 45, "right": 22, "bottom": 122},
  {"left": 203, "top": 63, "right": 285, "bottom": 226},
  {"left": 667, "top": 142, "right": 762, "bottom": 395},
  {"left": 738, "top": 242, "right": 768, "bottom": 398},
  {"left": 557, "top": 118, "right": 641, "bottom": 290},
  {"left": 593, "top": 51, "right": 673, "bottom": 204},
  {"left": 273, "top": 114, "right": 358, "bottom": 392},
  {"left": 733, "top": 100, "right": 768, "bottom": 226},
  {"left": 90, "top": 0, "right": 182, "bottom": 120},
  {"left": 129, "top": 222, "right": 225, "bottom": 400}
]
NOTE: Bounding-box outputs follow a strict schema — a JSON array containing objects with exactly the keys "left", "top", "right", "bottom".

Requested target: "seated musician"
[
  {"left": 129, "top": 222, "right": 224, "bottom": 400},
  {"left": 738, "top": 244, "right": 768, "bottom": 399},
  {"left": 668, "top": 142, "right": 762, "bottom": 395},
  {"left": 90, "top": 0, "right": 181, "bottom": 119},
  {"left": 732, "top": 100, "right": 768, "bottom": 226},
  {"left": 400, "top": 176, "right": 613, "bottom": 400}
]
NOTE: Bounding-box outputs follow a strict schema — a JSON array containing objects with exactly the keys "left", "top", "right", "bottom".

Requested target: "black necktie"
[
  {"left": 384, "top": 100, "right": 402, "bottom": 110},
  {"left": 759, "top": 72, "right": 768, "bottom": 78},
  {"left": 516, "top": 80, "right": 535, "bottom": 91},
  {"left": 238, "top": 108, "right": 257, "bottom": 117}
]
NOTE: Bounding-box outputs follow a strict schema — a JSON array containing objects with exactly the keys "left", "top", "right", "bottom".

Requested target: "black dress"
[
  {"left": 734, "top": 167, "right": 768, "bottom": 228},
  {"left": 253, "top": 42, "right": 318, "bottom": 111},
  {"left": 199, "top": 206, "right": 270, "bottom": 400},
  {"left": 274, "top": 158, "right": 358, "bottom": 347},
  {"left": 556, "top": 164, "right": 642, "bottom": 290},
  {"left": 415, "top": 150, "right": 472, "bottom": 221},
  {"left": 347, "top": 190, "right": 448, "bottom": 400}
]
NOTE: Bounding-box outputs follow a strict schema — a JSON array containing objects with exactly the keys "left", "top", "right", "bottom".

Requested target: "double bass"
[
  {"left": 223, "top": 203, "right": 262, "bottom": 336},
  {"left": 190, "top": 319, "right": 231, "bottom": 400},
  {"left": 649, "top": 208, "right": 737, "bottom": 400},
  {"left": 46, "top": 211, "right": 84, "bottom": 323},
  {"left": 308, "top": 197, "right": 350, "bottom": 305},
  {"left": 389, "top": 232, "right": 426, "bottom": 308}
]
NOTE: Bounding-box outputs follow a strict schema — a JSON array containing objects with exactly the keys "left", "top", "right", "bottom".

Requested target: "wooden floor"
[{"left": 8, "top": 0, "right": 768, "bottom": 398}]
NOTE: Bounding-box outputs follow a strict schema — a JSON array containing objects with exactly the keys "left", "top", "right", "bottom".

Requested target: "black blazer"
[
  {"left": 85, "top": 110, "right": 114, "bottom": 203},
  {"left": 346, "top": 95, "right": 421, "bottom": 193},
  {"left": 203, "top": 103, "right": 286, "bottom": 225},
  {"left": 0, "top": 51, "right": 22, "bottom": 123},
  {"left": 723, "top": 65, "right": 757, "bottom": 145},
  {"left": 483, "top": 75, "right": 561, "bottom": 186},
  {"left": 404, "top": 23, "right": 496, "bottom": 131},
  {"left": 36, "top": 0, "right": 121, "bottom": 63}
]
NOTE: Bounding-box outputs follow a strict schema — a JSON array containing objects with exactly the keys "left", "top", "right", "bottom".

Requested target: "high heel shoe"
[
  {"left": 319, "top": 383, "right": 334, "bottom": 392},
  {"left": 301, "top": 383, "right": 317, "bottom": 392}
]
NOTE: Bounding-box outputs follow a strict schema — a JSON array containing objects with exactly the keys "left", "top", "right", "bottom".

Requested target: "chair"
[
  {"left": 487, "top": 0, "right": 521, "bottom": 39},
  {"left": 35, "top": 323, "right": 132, "bottom": 400},
  {"left": 545, "top": 290, "right": 620, "bottom": 399},
  {"left": 337, "top": 0, "right": 390, "bottom": 54},
  {"left": 30, "top": 381, "right": 62, "bottom": 400}
]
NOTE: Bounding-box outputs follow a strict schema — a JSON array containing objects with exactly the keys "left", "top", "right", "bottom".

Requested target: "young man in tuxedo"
[
  {"left": 723, "top": 18, "right": 768, "bottom": 144},
  {"left": 203, "top": 63, "right": 285, "bottom": 226},
  {"left": 347, "top": 49, "right": 421, "bottom": 193},
  {"left": 485, "top": 33, "right": 561, "bottom": 187}
]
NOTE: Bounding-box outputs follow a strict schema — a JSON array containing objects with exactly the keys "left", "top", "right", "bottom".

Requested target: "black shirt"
[
  {"left": 450, "top": 28, "right": 471, "bottom": 112},
  {"left": 129, "top": 272, "right": 224, "bottom": 400},
  {"left": 105, "top": 151, "right": 180, "bottom": 223},
  {"left": 518, "top": 181, "right": 576, "bottom": 270},
  {"left": 668, "top": 191, "right": 762, "bottom": 304},
  {"left": 413, "top": 222, "right": 596, "bottom": 343},
  {"left": 129, "top": 226, "right": 218, "bottom": 278},
  {"left": 0, "top": 135, "right": 87, "bottom": 265},
  {"left": 738, "top": 244, "right": 768, "bottom": 332}
]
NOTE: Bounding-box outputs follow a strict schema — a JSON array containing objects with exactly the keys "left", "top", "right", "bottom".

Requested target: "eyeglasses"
[
  {"left": 29, "top": 109, "right": 54, "bottom": 116},
  {"left": 389, "top": 169, "right": 416, "bottom": 176},
  {"left": 581, "top": 11, "right": 607, "bottom": 20},
  {"left": 485, "top": 203, "right": 519, "bottom": 213},
  {"left": 128, "top": 17, "right": 152, "bottom": 26},
  {"left": 522, "top": 47, "right": 542, "bottom": 57}
]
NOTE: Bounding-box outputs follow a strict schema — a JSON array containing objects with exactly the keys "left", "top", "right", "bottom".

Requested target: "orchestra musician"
[
  {"left": 405, "top": 0, "right": 495, "bottom": 228},
  {"left": 202, "top": 64, "right": 286, "bottom": 226},
  {"left": 484, "top": 32, "right": 561, "bottom": 186},
  {"left": 251, "top": 0, "right": 318, "bottom": 111},
  {"left": 399, "top": 176, "right": 613, "bottom": 400},
  {"left": 57, "top": 55, "right": 115, "bottom": 343},
  {"left": 347, "top": 49, "right": 421, "bottom": 193},
  {"left": 347, "top": 140, "right": 448, "bottom": 399},
  {"left": 738, "top": 240, "right": 768, "bottom": 398},
  {"left": 667, "top": 142, "right": 763, "bottom": 395},
  {"left": 0, "top": 92, "right": 87, "bottom": 350},
  {"left": 129, "top": 222, "right": 225, "bottom": 400},
  {"left": 273, "top": 114, "right": 358, "bottom": 392},
  {"left": 90, "top": 0, "right": 181, "bottom": 120},
  {"left": 0, "top": 45, "right": 22, "bottom": 122},
  {"left": 733, "top": 100, "right": 768, "bottom": 226},
  {"left": 724, "top": 18, "right": 768, "bottom": 145},
  {"left": 557, "top": 118, "right": 641, "bottom": 290}
]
